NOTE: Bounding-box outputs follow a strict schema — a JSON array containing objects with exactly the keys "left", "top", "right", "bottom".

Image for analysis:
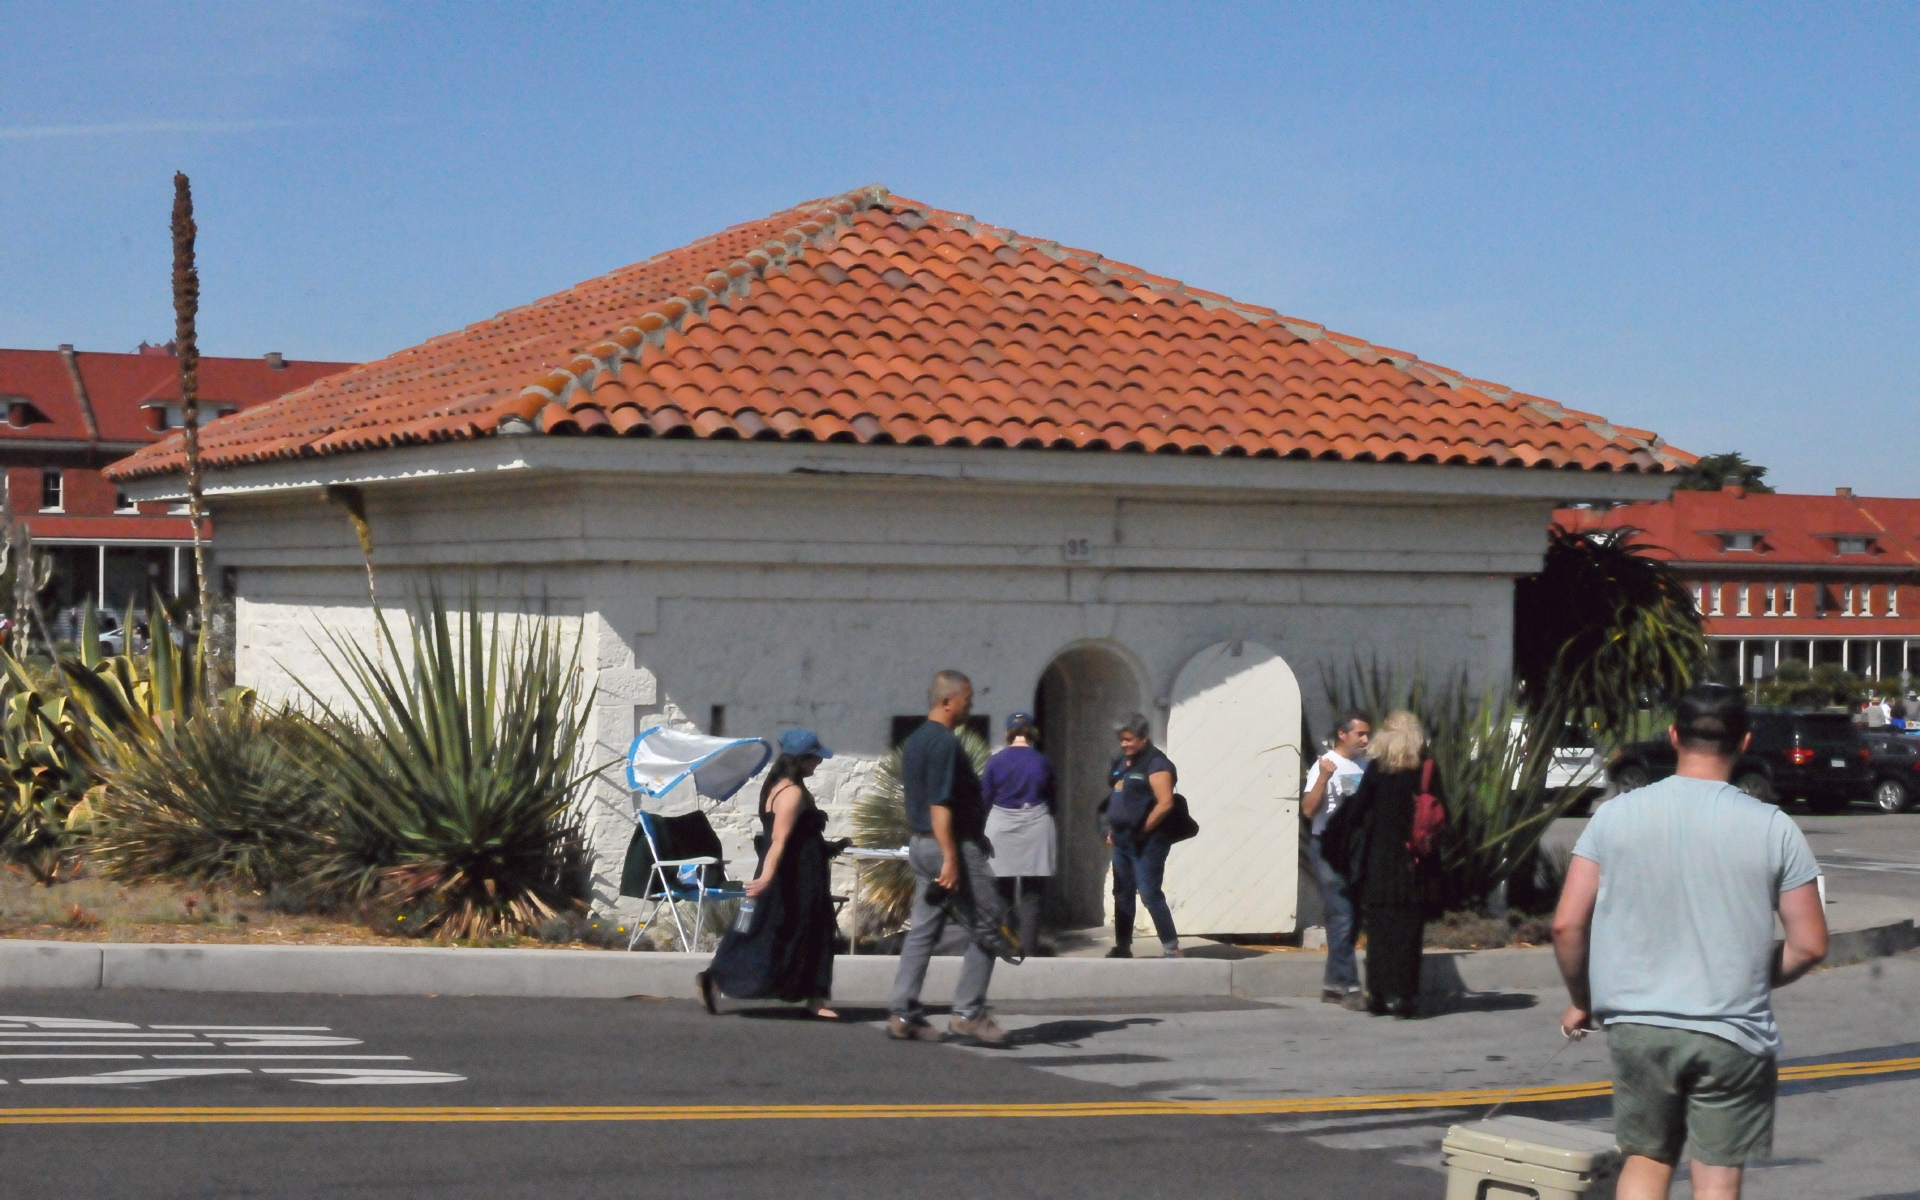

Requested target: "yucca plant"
[
  {"left": 1323, "top": 660, "right": 1579, "bottom": 912},
  {"left": 90, "top": 697, "right": 322, "bottom": 892},
  {"left": 298, "top": 590, "right": 598, "bottom": 938},
  {"left": 849, "top": 724, "right": 989, "bottom": 938}
]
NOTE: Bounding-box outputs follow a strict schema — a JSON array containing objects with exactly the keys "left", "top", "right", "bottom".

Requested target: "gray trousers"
[{"left": 889, "top": 834, "right": 1004, "bottom": 1021}]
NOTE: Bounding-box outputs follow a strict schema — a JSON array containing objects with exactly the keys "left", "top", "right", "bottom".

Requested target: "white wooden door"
[{"left": 1162, "top": 640, "right": 1302, "bottom": 935}]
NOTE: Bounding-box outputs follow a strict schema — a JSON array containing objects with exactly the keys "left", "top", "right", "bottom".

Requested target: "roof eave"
[{"left": 118, "top": 438, "right": 1680, "bottom": 507}]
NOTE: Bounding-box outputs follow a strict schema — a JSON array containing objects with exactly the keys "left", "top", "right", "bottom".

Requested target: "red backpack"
[{"left": 1407, "top": 759, "right": 1446, "bottom": 866}]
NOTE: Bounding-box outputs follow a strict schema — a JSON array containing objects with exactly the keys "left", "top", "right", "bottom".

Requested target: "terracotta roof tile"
[{"left": 110, "top": 185, "right": 1692, "bottom": 481}]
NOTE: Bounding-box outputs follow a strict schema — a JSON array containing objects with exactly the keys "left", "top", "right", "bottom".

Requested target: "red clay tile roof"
[
  {"left": 3, "top": 348, "right": 351, "bottom": 448},
  {"left": 1556, "top": 490, "right": 1920, "bottom": 568},
  {"left": 109, "top": 185, "right": 1693, "bottom": 482}
]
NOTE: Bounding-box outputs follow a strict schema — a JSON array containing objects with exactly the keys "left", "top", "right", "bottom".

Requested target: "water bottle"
[{"left": 732, "top": 898, "right": 756, "bottom": 933}]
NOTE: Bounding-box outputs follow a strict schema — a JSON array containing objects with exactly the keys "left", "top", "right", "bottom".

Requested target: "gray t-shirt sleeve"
[
  {"left": 1773, "top": 811, "right": 1821, "bottom": 892},
  {"left": 1571, "top": 808, "right": 1606, "bottom": 864}
]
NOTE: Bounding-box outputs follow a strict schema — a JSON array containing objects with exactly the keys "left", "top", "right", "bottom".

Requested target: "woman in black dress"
[
  {"left": 1322, "top": 709, "right": 1446, "bottom": 1019},
  {"left": 697, "top": 729, "right": 841, "bottom": 1018}
]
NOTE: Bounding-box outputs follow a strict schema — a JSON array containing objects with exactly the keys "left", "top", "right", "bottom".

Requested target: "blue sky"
[{"left": 2, "top": 2, "right": 1915, "bottom": 494}]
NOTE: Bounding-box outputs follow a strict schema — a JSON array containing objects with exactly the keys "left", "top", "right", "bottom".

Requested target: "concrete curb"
[{"left": 4, "top": 919, "right": 1913, "bottom": 1002}]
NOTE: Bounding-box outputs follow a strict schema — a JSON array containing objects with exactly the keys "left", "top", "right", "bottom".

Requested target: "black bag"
[{"left": 1162, "top": 793, "right": 1200, "bottom": 844}]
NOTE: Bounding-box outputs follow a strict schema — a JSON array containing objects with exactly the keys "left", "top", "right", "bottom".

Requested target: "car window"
[{"left": 1797, "top": 714, "right": 1857, "bottom": 746}]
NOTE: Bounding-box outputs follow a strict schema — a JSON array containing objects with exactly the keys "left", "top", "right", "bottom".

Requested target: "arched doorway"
[{"left": 1034, "top": 642, "right": 1145, "bottom": 929}]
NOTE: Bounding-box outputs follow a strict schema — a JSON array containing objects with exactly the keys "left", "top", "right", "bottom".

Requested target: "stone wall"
[{"left": 212, "top": 460, "right": 1557, "bottom": 932}]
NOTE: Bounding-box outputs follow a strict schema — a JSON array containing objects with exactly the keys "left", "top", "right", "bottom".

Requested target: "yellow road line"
[{"left": 1, "top": 1056, "right": 1912, "bottom": 1126}]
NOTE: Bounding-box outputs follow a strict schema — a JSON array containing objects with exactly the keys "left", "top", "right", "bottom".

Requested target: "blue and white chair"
[{"left": 622, "top": 726, "right": 772, "bottom": 952}]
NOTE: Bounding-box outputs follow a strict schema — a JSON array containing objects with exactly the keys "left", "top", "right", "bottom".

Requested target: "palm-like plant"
[
  {"left": 1513, "top": 525, "right": 1704, "bottom": 741},
  {"left": 849, "top": 724, "right": 989, "bottom": 938},
  {"left": 90, "top": 698, "right": 321, "bottom": 891},
  {"left": 298, "top": 590, "right": 598, "bottom": 938}
]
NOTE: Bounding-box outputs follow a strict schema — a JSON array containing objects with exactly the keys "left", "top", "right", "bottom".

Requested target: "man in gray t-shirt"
[{"left": 1554, "top": 685, "right": 1827, "bottom": 1200}]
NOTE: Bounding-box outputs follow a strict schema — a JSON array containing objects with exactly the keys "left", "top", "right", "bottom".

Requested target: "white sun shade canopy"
[{"left": 626, "top": 725, "right": 773, "bottom": 807}]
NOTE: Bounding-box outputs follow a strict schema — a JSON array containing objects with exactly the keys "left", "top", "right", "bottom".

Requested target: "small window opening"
[
  {"left": 40, "top": 470, "right": 62, "bottom": 511},
  {"left": 1721, "top": 532, "right": 1760, "bottom": 552},
  {"left": 709, "top": 705, "right": 726, "bottom": 737},
  {"left": 1838, "top": 536, "right": 1872, "bottom": 555}
]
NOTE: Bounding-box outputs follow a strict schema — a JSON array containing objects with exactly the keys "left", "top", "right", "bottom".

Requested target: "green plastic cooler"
[{"left": 1441, "top": 1115, "right": 1621, "bottom": 1200}]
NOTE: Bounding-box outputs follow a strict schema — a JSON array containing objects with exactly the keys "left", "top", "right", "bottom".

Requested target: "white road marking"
[
  {"left": 260, "top": 1068, "right": 465, "bottom": 1085},
  {"left": 0, "top": 1016, "right": 454, "bottom": 1087},
  {"left": 0, "top": 1054, "right": 145, "bottom": 1060},
  {"left": 153, "top": 1054, "right": 411, "bottom": 1061},
  {"left": 21, "top": 1068, "right": 254, "bottom": 1085},
  {"left": 150, "top": 1025, "right": 333, "bottom": 1031},
  {"left": 0, "top": 1041, "right": 218, "bottom": 1048}
]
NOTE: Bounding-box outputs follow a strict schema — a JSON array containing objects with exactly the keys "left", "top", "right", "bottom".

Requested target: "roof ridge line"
[{"left": 500, "top": 184, "right": 893, "bottom": 433}]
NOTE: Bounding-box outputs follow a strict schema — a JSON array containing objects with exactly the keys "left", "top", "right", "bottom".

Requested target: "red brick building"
[
  {"left": 1556, "top": 486, "right": 1920, "bottom": 686},
  {"left": 0, "top": 344, "right": 351, "bottom": 631}
]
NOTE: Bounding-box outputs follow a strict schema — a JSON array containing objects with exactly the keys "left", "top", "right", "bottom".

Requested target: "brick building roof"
[
  {"left": 1556, "top": 488, "right": 1920, "bottom": 639},
  {"left": 2, "top": 347, "right": 351, "bottom": 449},
  {"left": 111, "top": 185, "right": 1693, "bottom": 482}
]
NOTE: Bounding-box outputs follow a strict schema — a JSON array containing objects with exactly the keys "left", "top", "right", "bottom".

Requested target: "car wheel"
[
  {"left": 1734, "top": 772, "right": 1773, "bottom": 802},
  {"left": 1873, "top": 778, "right": 1910, "bottom": 814},
  {"left": 1614, "top": 765, "right": 1652, "bottom": 793}
]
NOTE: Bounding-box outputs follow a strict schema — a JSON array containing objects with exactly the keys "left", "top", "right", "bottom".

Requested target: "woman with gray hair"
[{"left": 1102, "top": 712, "right": 1182, "bottom": 958}]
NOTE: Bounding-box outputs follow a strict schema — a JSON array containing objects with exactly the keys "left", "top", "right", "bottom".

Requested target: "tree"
[
  {"left": 1675, "top": 452, "right": 1774, "bottom": 493},
  {"left": 1513, "top": 525, "right": 1706, "bottom": 740}
]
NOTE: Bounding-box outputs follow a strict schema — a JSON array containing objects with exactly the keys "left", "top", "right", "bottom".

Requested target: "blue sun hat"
[{"left": 779, "top": 728, "right": 833, "bottom": 760}]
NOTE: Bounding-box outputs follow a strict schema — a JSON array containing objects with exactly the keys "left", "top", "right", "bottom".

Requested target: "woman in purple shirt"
[{"left": 983, "top": 712, "right": 1057, "bottom": 958}]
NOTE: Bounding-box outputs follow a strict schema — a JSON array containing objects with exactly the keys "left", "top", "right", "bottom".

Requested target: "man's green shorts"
[{"left": 1609, "top": 1021, "right": 1777, "bottom": 1166}]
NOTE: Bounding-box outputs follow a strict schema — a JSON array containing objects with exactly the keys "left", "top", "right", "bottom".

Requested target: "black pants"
[
  {"left": 995, "top": 876, "right": 1046, "bottom": 957},
  {"left": 1363, "top": 904, "right": 1424, "bottom": 1013}
]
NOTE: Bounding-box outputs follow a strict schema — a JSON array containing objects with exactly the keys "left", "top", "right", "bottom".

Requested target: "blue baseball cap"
[
  {"left": 779, "top": 728, "right": 833, "bottom": 759},
  {"left": 1005, "top": 711, "right": 1036, "bottom": 731}
]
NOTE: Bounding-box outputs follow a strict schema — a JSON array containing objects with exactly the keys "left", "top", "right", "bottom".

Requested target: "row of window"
[
  {"left": 1719, "top": 532, "right": 1874, "bottom": 555},
  {"left": 16, "top": 470, "right": 137, "bottom": 514},
  {"left": 1692, "top": 581, "right": 1901, "bottom": 619}
]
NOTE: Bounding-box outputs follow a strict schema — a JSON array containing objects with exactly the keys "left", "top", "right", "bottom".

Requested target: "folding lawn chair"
[
  {"left": 627, "top": 809, "right": 744, "bottom": 952},
  {"left": 620, "top": 726, "right": 772, "bottom": 952}
]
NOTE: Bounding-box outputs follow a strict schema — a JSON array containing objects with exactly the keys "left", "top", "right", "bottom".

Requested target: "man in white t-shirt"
[{"left": 1301, "top": 711, "right": 1370, "bottom": 1009}]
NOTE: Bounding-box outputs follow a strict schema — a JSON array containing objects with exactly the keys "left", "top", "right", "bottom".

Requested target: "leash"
[{"left": 1481, "top": 1027, "right": 1591, "bottom": 1122}]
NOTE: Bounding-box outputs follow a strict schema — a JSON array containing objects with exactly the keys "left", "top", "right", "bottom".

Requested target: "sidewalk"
[{"left": 5, "top": 905, "right": 1912, "bottom": 1002}]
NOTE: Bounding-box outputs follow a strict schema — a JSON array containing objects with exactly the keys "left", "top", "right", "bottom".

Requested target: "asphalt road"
[
  {"left": 6, "top": 951, "right": 1918, "bottom": 1199},
  {"left": 0, "top": 989, "right": 1439, "bottom": 1200}
]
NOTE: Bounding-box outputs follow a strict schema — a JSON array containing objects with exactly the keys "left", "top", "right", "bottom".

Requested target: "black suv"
[
  {"left": 1606, "top": 710, "right": 1869, "bottom": 813},
  {"left": 1862, "top": 731, "right": 1920, "bottom": 813}
]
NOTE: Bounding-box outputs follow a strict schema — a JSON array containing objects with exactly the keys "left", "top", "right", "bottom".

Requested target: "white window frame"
[
  {"left": 1737, "top": 585, "right": 1751, "bottom": 616},
  {"left": 1892, "top": 586, "right": 1901, "bottom": 618},
  {"left": 39, "top": 469, "right": 62, "bottom": 512},
  {"left": 1784, "top": 583, "right": 1797, "bottom": 617},
  {"left": 1863, "top": 585, "right": 1876, "bottom": 618},
  {"left": 1843, "top": 585, "right": 1856, "bottom": 617},
  {"left": 1763, "top": 585, "right": 1778, "bottom": 617},
  {"left": 1709, "top": 583, "right": 1723, "bottom": 617}
]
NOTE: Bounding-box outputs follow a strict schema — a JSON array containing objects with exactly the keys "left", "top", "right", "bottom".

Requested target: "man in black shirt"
[{"left": 887, "top": 669, "right": 1009, "bottom": 1045}]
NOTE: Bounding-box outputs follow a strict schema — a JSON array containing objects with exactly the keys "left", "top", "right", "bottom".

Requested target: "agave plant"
[
  {"left": 298, "top": 590, "right": 599, "bottom": 939},
  {"left": 849, "top": 724, "right": 989, "bottom": 937},
  {"left": 90, "top": 696, "right": 323, "bottom": 892}
]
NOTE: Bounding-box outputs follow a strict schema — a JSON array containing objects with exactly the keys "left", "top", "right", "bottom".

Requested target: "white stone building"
[{"left": 111, "top": 185, "right": 1687, "bottom": 935}]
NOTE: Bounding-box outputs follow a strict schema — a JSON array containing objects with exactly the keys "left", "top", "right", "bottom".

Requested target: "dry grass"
[
  {"left": 0, "top": 869, "right": 651, "bottom": 950},
  {"left": 1422, "top": 910, "right": 1556, "bottom": 950}
]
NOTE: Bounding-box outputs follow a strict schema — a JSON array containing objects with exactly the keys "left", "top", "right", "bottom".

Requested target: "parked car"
[
  {"left": 1861, "top": 731, "right": 1920, "bottom": 813},
  {"left": 1607, "top": 709, "right": 1869, "bottom": 813}
]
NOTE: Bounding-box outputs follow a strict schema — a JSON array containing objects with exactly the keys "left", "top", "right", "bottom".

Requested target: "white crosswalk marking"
[{"left": 0, "top": 1015, "right": 453, "bottom": 1088}]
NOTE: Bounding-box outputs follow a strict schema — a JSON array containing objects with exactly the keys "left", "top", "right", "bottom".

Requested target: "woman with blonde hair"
[{"left": 1322, "top": 709, "right": 1447, "bottom": 1018}]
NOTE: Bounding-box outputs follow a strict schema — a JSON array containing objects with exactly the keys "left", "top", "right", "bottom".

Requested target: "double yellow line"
[{"left": 3, "top": 1055, "right": 1912, "bottom": 1126}]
